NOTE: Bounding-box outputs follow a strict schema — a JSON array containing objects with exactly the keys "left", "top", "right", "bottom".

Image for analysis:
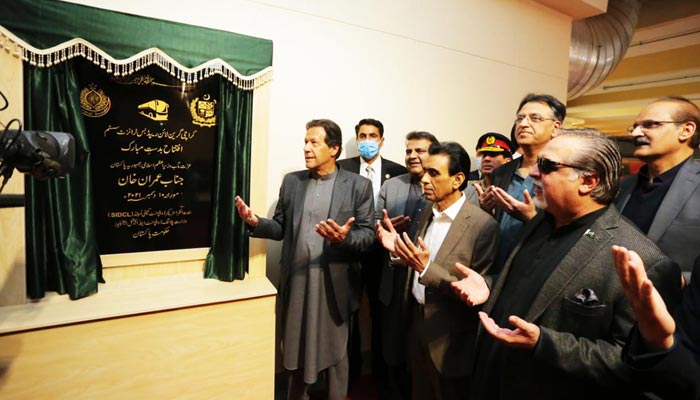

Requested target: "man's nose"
[
  {"left": 518, "top": 119, "right": 531, "bottom": 129},
  {"left": 628, "top": 125, "right": 644, "bottom": 137},
  {"left": 529, "top": 164, "right": 540, "bottom": 178}
]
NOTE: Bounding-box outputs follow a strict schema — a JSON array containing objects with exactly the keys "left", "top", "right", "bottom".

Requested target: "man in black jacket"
[
  {"left": 475, "top": 93, "right": 565, "bottom": 270},
  {"left": 613, "top": 246, "right": 698, "bottom": 400},
  {"left": 337, "top": 118, "right": 406, "bottom": 384}
]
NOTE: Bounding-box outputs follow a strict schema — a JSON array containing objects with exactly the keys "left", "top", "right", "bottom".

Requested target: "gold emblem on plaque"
[
  {"left": 190, "top": 94, "right": 217, "bottom": 127},
  {"left": 138, "top": 99, "right": 170, "bottom": 121},
  {"left": 80, "top": 83, "right": 111, "bottom": 118}
]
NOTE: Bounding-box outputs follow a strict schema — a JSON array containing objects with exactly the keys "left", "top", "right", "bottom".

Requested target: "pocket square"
[{"left": 572, "top": 288, "right": 599, "bottom": 306}]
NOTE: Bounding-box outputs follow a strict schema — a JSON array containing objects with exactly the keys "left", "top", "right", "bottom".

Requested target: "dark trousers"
[
  {"left": 408, "top": 300, "right": 469, "bottom": 400},
  {"left": 349, "top": 254, "right": 387, "bottom": 382},
  {"left": 381, "top": 362, "right": 412, "bottom": 400}
]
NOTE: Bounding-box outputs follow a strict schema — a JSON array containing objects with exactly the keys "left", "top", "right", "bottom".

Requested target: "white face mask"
[{"left": 475, "top": 156, "right": 482, "bottom": 171}]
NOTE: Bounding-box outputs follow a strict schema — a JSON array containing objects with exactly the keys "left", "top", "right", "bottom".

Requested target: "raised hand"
[
  {"left": 376, "top": 209, "right": 400, "bottom": 253},
  {"left": 475, "top": 183, "right": 497, "bottom": 213},
  {"left": 394, "top": 233, "right": 430, "bottom": 273},
  {"left": 611, "top": 245, "right": 676, "bottom": 351},
  {"left": 491, "top": 187, "right": 537, "bottom": 222},
  {"left": 479, "top": 312, "right": 540, "bottom": 349},
  {"left": 235, "top": 195, "right": 258, "bottom": 227},
  {"left": 450, "top": 262, "right": 490, "bottom": 306},
  {"left": 316, "top": 216, "right": 355, "bottom": 243},
  {"left": 389, "top": 214, "right": 412, "bottom": 233}
]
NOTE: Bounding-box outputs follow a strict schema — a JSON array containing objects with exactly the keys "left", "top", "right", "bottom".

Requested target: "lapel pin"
[
  {"left": 385, "top": 173, "right": 390, "bottom": 179},
  {"left": 584, "top": 229, "right": 600, "bottom": 241}
]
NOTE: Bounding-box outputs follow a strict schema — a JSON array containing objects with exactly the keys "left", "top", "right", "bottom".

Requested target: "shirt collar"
[
  {"left": 432, "top": 192, "right": 466, "bottom": 221},
  {"left": 310, "top": 166, "right": 338, "bottom": 181},
  {"left": 360, "top": 156, "right": 382, "bottom": 173},
  {"left": 543, "top": 205, "right": 608, "bottom": 235},
  {"left": 639, "top": 156, "right": 689, "bottom": 183}
]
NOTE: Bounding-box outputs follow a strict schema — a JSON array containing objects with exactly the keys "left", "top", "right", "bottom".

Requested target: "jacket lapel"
[
  {"left": 524, "top": 208, "right": 617, "bottom": 321},
  {"left": 434, "top": 202, "right": 471, "bottom": 262},
  {"left": 493, "top": 159, "right": 523, "bottom": 221},
  {"left": 483, "top": 211, "right": 544, "bottom": 314},
  {"left": 615, "top": 174, "right": 638, "bottom": 211},
  {"left": 413, "top": 203, "right": 433, "bottom": 241},
  {"left": 403, "top": 203, "right": 434, "bottom": 302},
  {"left": 292, "top": 173, "right": 309, "bottom": 232},
  {"left": 648, "top": 159, "right": 700, "bottom": 241},
  {"left": 328, "top": 169, "right": 349, "bottom": 220},
  {"left": 380, "top": 157, "right": 388, "bottom": 184}
]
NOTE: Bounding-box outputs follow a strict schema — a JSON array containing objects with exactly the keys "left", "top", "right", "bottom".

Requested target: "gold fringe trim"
[{"left": 0, "top": 25, "right": 272, "bottom": 91}]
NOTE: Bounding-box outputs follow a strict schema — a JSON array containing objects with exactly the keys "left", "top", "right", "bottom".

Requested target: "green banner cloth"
[
  {"left": 2, "top": 0, "right": 272, "bottom": 76},
  {"left": 2, "top": 0, "right": 267, "bottom": 299}
]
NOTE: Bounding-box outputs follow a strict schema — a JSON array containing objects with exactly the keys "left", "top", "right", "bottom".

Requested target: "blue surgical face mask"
[
  {"left": 475, "top": 156, "right": 482, "bottom": 171},
  {"left": 357, "top": 140, "right": 380, "bottom": 160}
]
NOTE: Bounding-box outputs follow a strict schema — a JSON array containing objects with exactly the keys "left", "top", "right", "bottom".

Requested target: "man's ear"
[
  {"left": 330, "top": 145, "right": 340, "bottom": 158},
  {"left": 678, "top": 121, "right": 697, "bottom": 143},
  {"left": 453, "top": 172, "right": 465, "bottom": 190},
  {"left": 551, "top": 120, "right": 562, "bottom": 136},
  {"left": 579, "top": 173, "right": 600, "bottom": 196}
]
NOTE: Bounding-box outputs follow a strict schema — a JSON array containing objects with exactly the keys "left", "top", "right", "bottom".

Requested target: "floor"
[{"left": 274, "top": 364, "right": 380, "bottom": 400}]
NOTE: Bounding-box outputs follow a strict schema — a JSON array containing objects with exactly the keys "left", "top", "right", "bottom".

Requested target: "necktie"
[{"left": 365, "top": 164, "right": 374, "bottom": 181}]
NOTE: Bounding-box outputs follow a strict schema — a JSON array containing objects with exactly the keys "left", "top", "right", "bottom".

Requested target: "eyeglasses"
[
  {"left": 626, "top": 120, "right": 683, "bottom": 135},
  {"left": 536, "top": 157, "right": 584, "bottom": 174},
  {"left": 514, "top": 113, "right": 556, "bottom": 124}
]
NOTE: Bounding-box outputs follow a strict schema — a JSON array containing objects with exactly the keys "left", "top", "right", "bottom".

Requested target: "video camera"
[
  {"left": 1, "top": 129, "right": 75, "bottom": 181},
  {"left": 0, "top": 89, "right": 75, "bottom": 200}
]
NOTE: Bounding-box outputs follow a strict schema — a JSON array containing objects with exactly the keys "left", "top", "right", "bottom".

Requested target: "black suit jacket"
[
  {"left": 623, "top": 256, "right": 700, "bottom": 400},
  {"left": 337, "top": 156, "right": 407, "bottom": 184},
  {"left": 476, "top": 206, "right": 682, "bottom": 400},
  {"left": 337, "top": 156, "right": 407, "bottom": 285}
]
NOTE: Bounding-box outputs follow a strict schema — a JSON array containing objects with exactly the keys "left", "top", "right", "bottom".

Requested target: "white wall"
[
  {"left": 63, "top": 0, "right": 572, "bottom": 210},
  {"left": 59, "top": 0, "right": 573, "bottom": 283}
]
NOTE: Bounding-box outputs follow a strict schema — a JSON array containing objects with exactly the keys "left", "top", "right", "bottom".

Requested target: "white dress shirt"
[
  {"left": 412, "top": 193, "right": 466, "bottom": 304},
  {"left": 360, "top": 156, "right": 382, "bottom": 206}
]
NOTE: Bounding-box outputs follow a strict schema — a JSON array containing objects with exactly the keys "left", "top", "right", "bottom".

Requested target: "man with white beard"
[{"left": 450, "top": 128, "right": 682, "bottom": 400}]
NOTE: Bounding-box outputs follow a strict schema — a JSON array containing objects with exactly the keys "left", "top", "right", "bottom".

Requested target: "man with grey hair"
[
  {"left": 451, "top": 128, "right": 681, "bottom": 400},
  {"left": 616, "top": 96, "right": 700, "bottom": 282},
  {"left": 377, "top": 141, "right": 499, "bottom": 400}
]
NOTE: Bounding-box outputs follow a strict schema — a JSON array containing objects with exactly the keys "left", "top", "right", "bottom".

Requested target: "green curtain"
[
  {"left": 204, "top": 79, "right": 252, "bottom": 281},
  {"left": 3, "top": 0, "right": 272, "bottom": 76},
  {"left": 3, "top": 0, "right": 271, "bottom": 299},
  {"left": 24, "top": 61, "right": 102, "bottom": 300}
]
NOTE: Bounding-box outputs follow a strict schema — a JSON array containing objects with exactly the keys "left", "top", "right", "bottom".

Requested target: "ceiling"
[{"left": 565, "top": 0, "right": 700, "bottom": 141}]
